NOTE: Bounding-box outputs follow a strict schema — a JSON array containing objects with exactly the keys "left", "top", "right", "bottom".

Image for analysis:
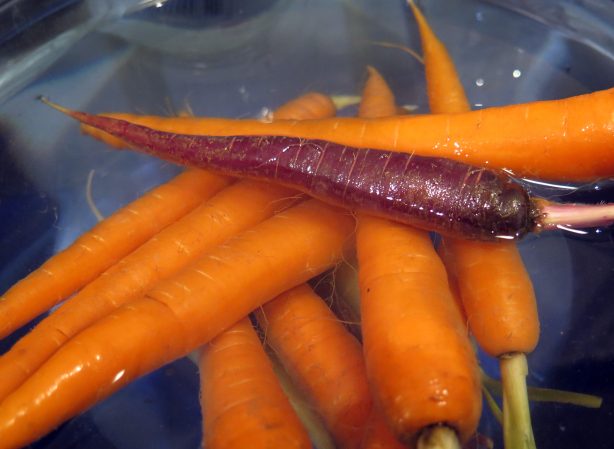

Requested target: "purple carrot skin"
[{"left": 46, "top": 101, "right": 614, "bottom": 241}]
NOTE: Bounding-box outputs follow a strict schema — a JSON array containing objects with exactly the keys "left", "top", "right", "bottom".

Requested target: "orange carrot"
[
  {"left": 409, "top": 3, "right": 538, "bottom": 448},
  {"left": 357, "top": 217, "right": 482, "bottom": 445},
  {"left": 79, "top": 88, "right": 614, "bottom": 181},
  {"left": 0, "top": 91, "right": 335, "bottom": 404},
  {"left": 0, "top": 180, "right": 298, "bottom": 403},
  {"left": 0, "top": 199, "right": 354, "bottom": 449},
  {"left": 0, "top": 168, "right": 229, "bottom": 340},
  {"left": 255, "top": 283, "right": 372, "bottom": 449},
  {"left": 85, "top": 92, "right": 336, "bottom": 149},
  {"left": 199, "top": 317, "right": 311, "bottom": 449},
  {"left": 355, "top": 67, "right": 481, "bottom": 446}
]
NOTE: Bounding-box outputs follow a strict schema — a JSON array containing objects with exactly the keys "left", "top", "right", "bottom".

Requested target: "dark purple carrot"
[{"left": 45, "top": 99, "right": 614, "bottom": 242}]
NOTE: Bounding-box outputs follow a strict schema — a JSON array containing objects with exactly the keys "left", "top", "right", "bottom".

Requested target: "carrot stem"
[
  {"left": 482, "top": 384, "right": 503, "bottom": 425},
  {"left": 500, "top": 353, "right": 536, "bottom": 449},
  {"left": 538, "top": 200, "right": 614, "bottom": 231},
  {"left": 417, "top": 426, "right": 461, "bottom": 449},
  {"left": 481, "top": 370, "right": 603, "bottom": 409}
]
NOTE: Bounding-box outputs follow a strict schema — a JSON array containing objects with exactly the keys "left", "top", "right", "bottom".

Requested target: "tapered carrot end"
[{"left": 39, "top": 96, "right": 85, "bottom": 122}]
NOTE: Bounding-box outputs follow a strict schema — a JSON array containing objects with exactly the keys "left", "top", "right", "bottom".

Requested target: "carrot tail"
[
  {"left": 199, "top": 318, "right": 311, "bottom": 449},
  {"left": 538, "top": 199, "right": 614, "bottom": 231},
  {"left": 256, "top": 284, "right": 372, "bottom": 449},
  {"left": 0, "top": 179, "right": 299, "bottom": 404},
  {"left": 0, "top": 168, "right": 230, "bottom": 340},
  {"left": 0, "top": 199, "right": 354, "bottom": 449}
]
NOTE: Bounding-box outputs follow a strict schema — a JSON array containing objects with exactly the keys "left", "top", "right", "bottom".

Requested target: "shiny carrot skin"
[
  {"left": 0, "top": 92, "right": 336, "bottom": 404},
  {"left": 256, "top": 284, "right": 372, "bottom": 449},
  {"left": 80, "top": 88, "right": 614, "bottom": 181},
  {"left": 199, "top": 318, "right": 311, "bottom": 449},
  {"left": 0, "top": 199, "right": 354, "bottom": 449},
  {"left": 0, "top": 169, "right": 229, "bottom": 340}
]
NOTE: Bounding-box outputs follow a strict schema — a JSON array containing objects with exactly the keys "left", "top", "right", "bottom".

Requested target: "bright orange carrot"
[
  {"left": 0, "top": 199, "right": 354, "bottom": 449},
  {"left": 199, "top": 317, "right": 311, "bottom": 449},
  {"left": 0, "top": 180, "right": 298, "bottom": 404},
  {"left": 410, "top": 3, "right": 538, "bottom": 448},
  {"left": 0, "top": 169, "right": 229, "bottom": 340},
  {"left": 355, "top": 67, "right": 481, "bottom": 446},
  {"left": 85, "top": 92, "right": 336, "bottom": 149},
  {"left": 255, "top": 283, "right": 372, "bottom": 449},
  {"left": 357, "top": 217, "right": 482, "bottom": 445},
  {"left": 80, "top": 88, "right": 614, "bottom": 181},
  {"left": 0, "top": 92, "right": 336, "bottom": 404}
]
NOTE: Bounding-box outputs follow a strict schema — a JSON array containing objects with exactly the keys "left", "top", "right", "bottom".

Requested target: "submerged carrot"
[
  {"left": 77, "top": 89, "right": 614, "bottom": 181},
  {"left": 357, "top": 215, "right": 482, "bottom": 445},
  {"left": 409, "top": 3, "right": 538, "bottom": 448},
  {"left": 0, "top": 199, "right": 354, "bottom": 449},
  {"left": 0, "top": 168, "right": 229, "bottom": 340},
  {"left": 256, "top": 283, "right": 372, "bottom": 449},
  {"left": 199, "top": 318, "right": 311, "bottom": 449},
  {"left": 47, "top": 100, "right": 614, "bottom": 241},
  {"left": 0, "top": 180, "right": 298, "bottom": 404}
]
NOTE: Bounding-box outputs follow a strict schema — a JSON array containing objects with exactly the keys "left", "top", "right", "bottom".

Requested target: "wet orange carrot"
[
  {"left": 0, "top": 169, "right": 229, "bottom": 340},
  {"left": 0, "top": 199, "right": 354, "bottom": 449},
  {"left": 255, "top": 283, "right": 372, "bottom": 449},
  {"left": 409, "top": 3, "right": 538, "bottom": 448},
  {"left": 0, "top": 180, "right": 298, "bottom": 404},
  {"left": 80, "top": 88, "right": 614, "bottom": 181},
  {"left": 0, "top": 92, "right": 336, "bottom": 404},
  {"left": 199, "top": 318, "right": 311, "bottom": 449},
  {"left": 356, "top": 67, "right": 481, "bottom": 446},
  {"left": 361, "top": 408, "right": 406, "bottom": 449}
]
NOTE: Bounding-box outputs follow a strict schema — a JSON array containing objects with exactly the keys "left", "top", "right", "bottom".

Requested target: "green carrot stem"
[
  {"left": 482, "top": 384, "right": 503, "bottom": 425},
  {"left": 500, "top": 353, "right": 536, "bottom": 449}
]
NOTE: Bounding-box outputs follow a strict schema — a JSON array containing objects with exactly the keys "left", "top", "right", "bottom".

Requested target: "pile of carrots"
[{"left": 0, "top": 2, "right": 609, "bottom": 449}]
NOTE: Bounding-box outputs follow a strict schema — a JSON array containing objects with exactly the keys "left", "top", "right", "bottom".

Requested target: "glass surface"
[{"left": 0, "top": 0, "right": 613, "bottom": 448}]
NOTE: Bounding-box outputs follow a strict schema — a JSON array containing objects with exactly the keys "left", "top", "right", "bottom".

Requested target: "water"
[{"left": 0, "top": 0, "right": 613, "bottom": 448}]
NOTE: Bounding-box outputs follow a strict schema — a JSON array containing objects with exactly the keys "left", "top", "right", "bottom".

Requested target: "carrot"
[
  {"left": 76, "top": 88, "right": 614, "bottom": 181},
  {"left": 0, "top": 199, "right": 354, "bottom": 449},
  {"left": 361, "top": 408, "right": 406, "bottom": 449},
  {"left": 357, "top": 216, "right": 482, "bottom": 445},
  {"left": 84, "top": 92, "right": 336, "bottom": 149},
  {"left": 48, "top": 100, "right": 614, "bottom": 241},
  {"left": 0, "top": 91, "right": 336, "bottom": 404},
  {"left": 0, "top": 179, "right": 298, "bottom": 403},
  {"left": 409, "top": 3, "right": 539, "bottom": 448},
  {"left": 255, "top": 283, "right": 372, "bottom": 449},
  {"left": 0, "top": 168, "right": 230, "bottom": 340},
  {"left": 355, "top": 67, "right": 481, "bottom": 446},
  {"left": 199, "top": 317, "right": 311, "bottom": 449}
]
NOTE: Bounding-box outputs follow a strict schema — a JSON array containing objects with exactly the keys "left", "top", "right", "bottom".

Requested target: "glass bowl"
[{"left": 1, "top": 0, "right": 613, "bottom": 448}]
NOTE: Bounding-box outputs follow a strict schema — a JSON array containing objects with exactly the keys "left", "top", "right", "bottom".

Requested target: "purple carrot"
[{"left": 44, "top": 99, "right": 614, "bottom": 241}]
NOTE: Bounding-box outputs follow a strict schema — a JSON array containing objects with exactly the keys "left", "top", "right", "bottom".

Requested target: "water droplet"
[
  {"left": 513, "top": 69, "right": 522, "bottom": 78},
  {"left": 475, "top": 78, "right": 485, "bottom": 87}
]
